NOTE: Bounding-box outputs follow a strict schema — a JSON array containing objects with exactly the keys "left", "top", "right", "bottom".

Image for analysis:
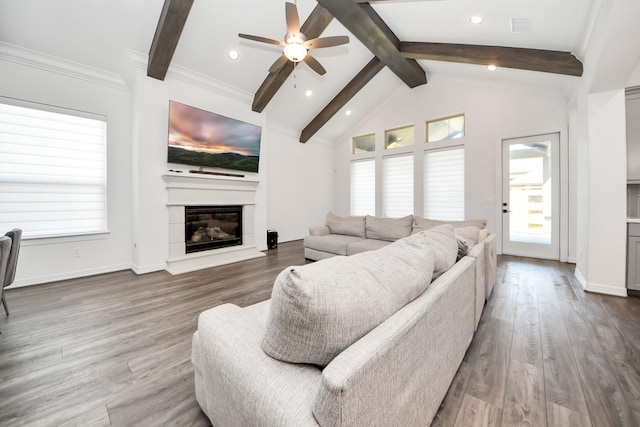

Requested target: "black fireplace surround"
[{"left": 185, "top": 205, "right": 242, "bottom": 254}]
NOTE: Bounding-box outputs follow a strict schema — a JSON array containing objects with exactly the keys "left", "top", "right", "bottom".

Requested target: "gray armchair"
[
  {"left": 0, "top": 235, "right": 11, "bottom": 331},
  {"left": 2, "top": 228, "right": 21, "bottom": 316}
]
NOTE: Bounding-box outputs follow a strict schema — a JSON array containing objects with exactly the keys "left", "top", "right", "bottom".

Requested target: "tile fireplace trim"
[{"left": 162, "top": 172, "right": 265, "bottom": 274}]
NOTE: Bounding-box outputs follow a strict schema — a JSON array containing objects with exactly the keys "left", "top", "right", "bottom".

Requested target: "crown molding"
[
  {"left": 123, "top": 49, "right": 253, "bottom": 105},
  {"left": 0, "top": 42, "right": 129, "bottom": 92},
  {"left": 627, "top": 85, "right": 640, "bottom": 99}
]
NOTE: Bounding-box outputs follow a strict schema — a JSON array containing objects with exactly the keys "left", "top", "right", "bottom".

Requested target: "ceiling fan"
[{"left": 239, "top": 2, "right": 349, "bottom": 75}]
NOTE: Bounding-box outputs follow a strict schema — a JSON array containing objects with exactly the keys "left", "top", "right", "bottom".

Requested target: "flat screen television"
[{"left": 167, "top": 101, "right": 262, "bottom": 173}]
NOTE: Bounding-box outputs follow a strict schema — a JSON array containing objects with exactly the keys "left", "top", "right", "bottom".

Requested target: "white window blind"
[
  {"left": 424, "top": 147, "right": 464, "bottom": 220},
  {"left": 383, "top": 153, "right": 413, "bottom": 217},
  {"left": 0, "top": 100, "right": 107, "bottom": 239},
  {"left": 350, "top": 159, "right": 375, "bottom": 216}
]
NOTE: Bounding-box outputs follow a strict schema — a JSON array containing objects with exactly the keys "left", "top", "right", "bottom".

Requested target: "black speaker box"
[{"left": 267, "top": 230, "right": 278, "bottom": 249}]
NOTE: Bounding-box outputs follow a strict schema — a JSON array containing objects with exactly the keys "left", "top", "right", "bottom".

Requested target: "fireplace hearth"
[{"left": 185, "top": 205, "right": 242, "bottom": 254}]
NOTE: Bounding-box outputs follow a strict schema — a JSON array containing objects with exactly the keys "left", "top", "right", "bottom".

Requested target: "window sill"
[{"left": 22, "top": 231, "right": 112, "bottom": 247}]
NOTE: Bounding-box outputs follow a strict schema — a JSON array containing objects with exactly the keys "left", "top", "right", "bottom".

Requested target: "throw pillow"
[
  {"left": 262, "top": 233, "right": 436, "bottom": 367},
  {"left": 326, "top": 211, "right": 366, "bottom": 238},
  {"left": 454, "top": 226, "right": 480, "bottom": 245},
  {"left": 412, "top": 216, "right": 488, "bottom": 234},
  {"left": 419, "top": 224, "right": 458, "bottom": 277},
  {"left": 456, "top": 236, "right": 473, "bottom": 261},
  {"left": 365, "top": 215, "right": 413, "bottom": 241}
]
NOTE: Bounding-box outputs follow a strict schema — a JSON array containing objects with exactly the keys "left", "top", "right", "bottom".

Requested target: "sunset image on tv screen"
[{"left": 167, "top": 101, "right": 262, "bottom": 173}]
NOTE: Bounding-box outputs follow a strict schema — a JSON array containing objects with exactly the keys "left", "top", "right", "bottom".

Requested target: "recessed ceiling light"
[
  {"left": 345, "top": 110, "right": 352, "bottom": 116},
  {"left": 470, "top": 16, "right": 483, "bottom": 24},
  {"left": 228, "top": 50, "right": 239, "bottom": 60},
  {"left": 305, "top": 89, "right": 313, "bottom": 97},
  {"left": 488, "top": 64, "right": 497, "bottom": 71}
]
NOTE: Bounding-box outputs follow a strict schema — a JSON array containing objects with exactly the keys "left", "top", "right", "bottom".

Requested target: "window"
[
  {"left": 424, "top": 147, "right": 464, "bottom": 220},
  {"left": 385, "top": 125, "right": 414, "bottom": 149},
  {"left": 0, "top": 100, "right": 107, "bottom": 239},
  {"left": 352, "top": 133, "right": 375, "bottom": 154},
  {"left": 383, "top": 153, "right": 413, "bottom": 217},
  {"left": 350, "top": 159, "right": 375, "bottom": 216},
  {"left": 426, "top": 114, "right": 464, "bottom": 143}
]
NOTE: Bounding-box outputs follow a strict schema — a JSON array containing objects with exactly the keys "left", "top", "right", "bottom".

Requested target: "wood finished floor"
[{"left": 1, "top": 242, "right": 640, "bottom": 426}]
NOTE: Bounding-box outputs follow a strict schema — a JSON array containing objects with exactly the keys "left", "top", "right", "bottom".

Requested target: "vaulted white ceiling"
[{"left": 0, "top": 0, "right": 592, "bottom": 142}]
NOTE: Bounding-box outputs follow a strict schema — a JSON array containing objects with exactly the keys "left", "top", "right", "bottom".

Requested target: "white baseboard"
[
  {"left": 574, "top": 268, "right": 587, "bottom": 290},
  {"left": 131, "top": 263, "right": 166, "bottom": 275},
  {"left": 566, "top": 256, "right": 577, "bottom": 264},
  {"left": 278, "top": 234, "right": 305, "bottom": 243},
  {"left": 575, "top": 268, "right": 627, "bottom": 297},
  {"left": 9, "top": 262, "right": 132, "bottom": 288},
  {"left": 584, "top": 282, "right": 628, "bottom": 297}
]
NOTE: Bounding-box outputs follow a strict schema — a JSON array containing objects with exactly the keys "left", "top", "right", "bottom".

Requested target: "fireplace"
[
  {"left": 185, "top": 205, "right": 243, "bottom": 254},
  {"left": 163, "top": 172, "right": 264, "bottom": 275}
]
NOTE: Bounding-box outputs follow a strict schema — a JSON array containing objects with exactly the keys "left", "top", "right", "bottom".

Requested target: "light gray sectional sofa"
[
  {"left": 304, "top": 212, "right": 497, "bottom": 301},
  {"left": 192, "top": 217, "right": 498, "bottom": 426}
]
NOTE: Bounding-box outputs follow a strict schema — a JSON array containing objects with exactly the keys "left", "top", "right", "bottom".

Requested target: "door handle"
[{"left": 502, "top": 209, "right": 510, "bottom": 213}]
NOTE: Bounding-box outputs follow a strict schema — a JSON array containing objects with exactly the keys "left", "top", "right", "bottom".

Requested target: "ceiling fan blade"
[
  {"left": 304, "top": 54, "right": 327, "bottom": 75},
  {"left": 268, "top": 54, "right": 291, "bottom": 73},
  {"left": 239, "top": 33, "right": 285, "bottom": 47},
  {"left": 305, "top": 35, "right": 350, "bottom": 50},
  {"left": 285, "top": 2, "right": 301, "bottom": 35}
]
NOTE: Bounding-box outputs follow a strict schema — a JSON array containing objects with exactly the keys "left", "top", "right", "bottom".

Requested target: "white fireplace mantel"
[{"left": 162, "top": 171, "right": 265, "bottom": 274}]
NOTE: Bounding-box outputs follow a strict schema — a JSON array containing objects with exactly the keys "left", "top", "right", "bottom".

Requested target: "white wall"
[
  {"left": 333, "top": 76, "right": 571, "bottom": 257},
  {"left": 266, "top": 126, "right": 334, "bottom": 242},
  {"left": 628, "top": 59, "right": 640, "bottom": 88},
  {"left": 1, "top": 46, "right": 335, "bottom": 286},
  {"left": 0, "top": 46, "right": 133, "bottom": 286},
  {"left": 571, "top": 0, "right": 640, "bottom": 296}
]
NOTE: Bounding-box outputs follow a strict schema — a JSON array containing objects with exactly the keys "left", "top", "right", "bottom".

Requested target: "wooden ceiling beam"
[
  {"left": 252, "top": 4, "right": 334, "bottom": 113},
  {"left": 400, "top": 42, "right": 584, "bottom": 77},
  {"left": 147, "top": 0, "right": 195, "bottom": 80},
  {"left": 300, "top": 57, "right": 385, "bottom": 143},
  {"left": 316, "top": 0, "right": 426, "bottom": 88}
]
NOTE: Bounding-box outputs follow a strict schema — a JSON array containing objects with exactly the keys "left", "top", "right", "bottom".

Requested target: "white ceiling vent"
[{"left": 510, "top": 17, "right": 532, "bottom": 34}]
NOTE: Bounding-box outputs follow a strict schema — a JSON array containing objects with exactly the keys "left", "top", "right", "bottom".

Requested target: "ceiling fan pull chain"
[{"left": 293, "top": 62, "right": 297, "bottom": 88}]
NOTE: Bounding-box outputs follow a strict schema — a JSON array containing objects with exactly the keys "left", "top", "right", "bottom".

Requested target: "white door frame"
[{"left": 495, "top": 128, "right": 569, "bottom": 261}]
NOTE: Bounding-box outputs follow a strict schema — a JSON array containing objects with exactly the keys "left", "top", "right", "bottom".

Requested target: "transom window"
[
  {"left": 426, "top": 114, "right": 465, "bottom": 143},
  {"left": 352, "top": 133, "right": 375, "bottom": 154},
  {"left": 385, "top": 125, "right": 414, "bottom": 149}
]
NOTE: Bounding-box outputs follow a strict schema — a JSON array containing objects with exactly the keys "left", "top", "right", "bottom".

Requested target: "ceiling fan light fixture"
[{"left": 284, "top": 33, "right": 307, "bottom": 62}]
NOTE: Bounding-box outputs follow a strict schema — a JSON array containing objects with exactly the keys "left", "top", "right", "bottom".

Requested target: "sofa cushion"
[
  {"left": 303, "top": 234, "right": 365, "bottom": 256},
  {"left": 454, "top": 226, "right": 480, "bottom": 245},
  {"left": 365, "top": 215, "right": 413, "bottom": 242},
  {"left": 412, "top": 216, "right": 487, "bottom": 234},
  {"left": 326, "top": 212, "right": 366, "bottom": 238},
  {"left": 346, "top": 238, "right": 390, "bottom": 255},
  {"left": 420, "top": 224, "right": 458, "bottom": 277},
  {"left": 262, "top": 233, "right": 436, "bottom": 367}
]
